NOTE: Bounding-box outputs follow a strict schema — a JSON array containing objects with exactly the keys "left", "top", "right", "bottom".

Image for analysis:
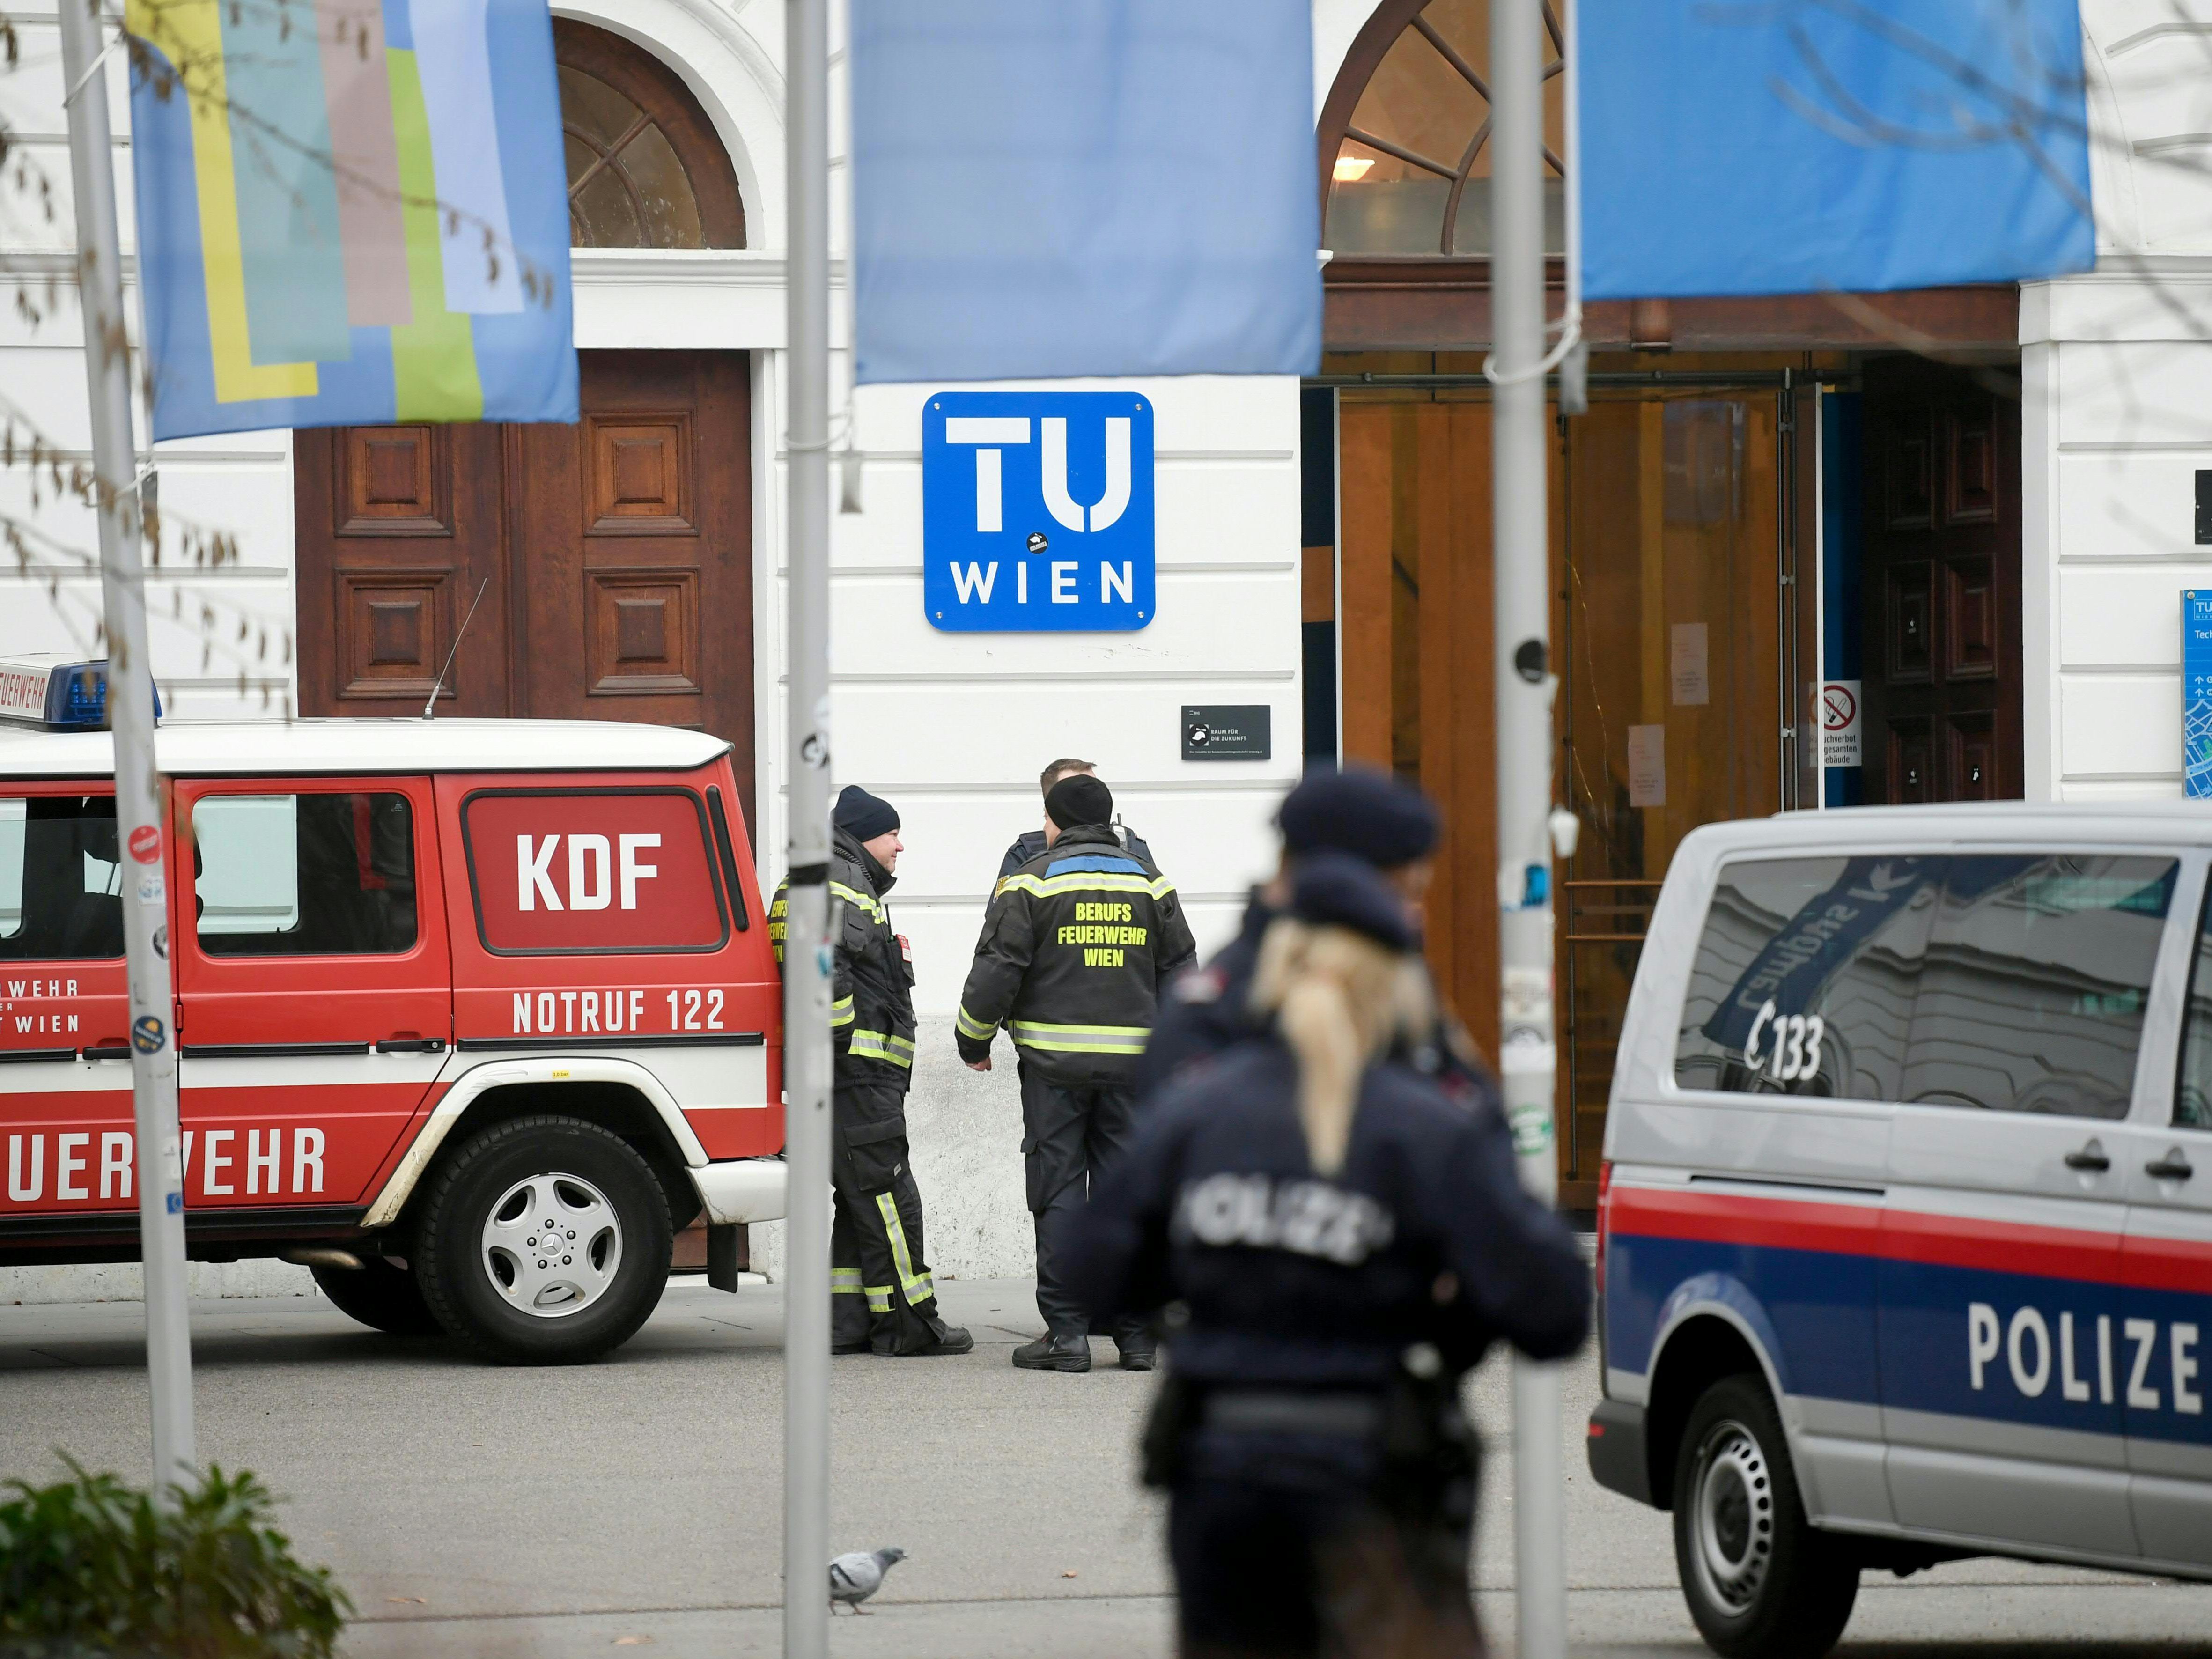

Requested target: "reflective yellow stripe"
[
  {"left": 831, "top": 1268, "right": 864, "bottom": 1293},
  {"left": 1010, "top": 1020, "right": 1150, "bottom": 1054},
  {"left": 955, "top": 1004, "right": 997, "bottom": 1042},
  {"left": 847, "top": 1030, "right": 914, "bottom": 1069},
  {"left": 830, "top": 880, "right": 885, "bottom": 922},
  {"left": 997, "top": 872, "right": 1174, "bottom": 900},
  {"left": 831, "top": 995, "right": 855, "bottom": 1029},
  {"left": 865, "top": 1285, "right": 894, "bottom": 1312},
  {"left": 876, "top": 1192, "right": 934, "bottom": 1304}
]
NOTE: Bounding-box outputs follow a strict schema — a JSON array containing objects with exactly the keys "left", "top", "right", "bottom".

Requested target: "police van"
[
  {"left": 1588, "top": 804, "right": 2212, "bottom": 1658},
  {"left": 0, "top": 657, "right": 785, "bottom": 1364}
]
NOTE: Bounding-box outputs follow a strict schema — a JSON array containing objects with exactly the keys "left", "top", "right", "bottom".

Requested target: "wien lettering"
[
  {"left": 3, "top": 1127, "right": 325, "bottom": 1205},
  {"left": 1968, "top": 1300, "right": 2203, "bottom": 1415}
]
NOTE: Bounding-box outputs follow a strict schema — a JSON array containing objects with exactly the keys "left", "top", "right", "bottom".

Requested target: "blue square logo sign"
[{"left": 923, "top": 392, "right": 1155, "bottom": 632}]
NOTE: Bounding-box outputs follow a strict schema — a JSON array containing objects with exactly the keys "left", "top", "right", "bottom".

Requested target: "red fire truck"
[{"left": 0, "top": 658, "right": 786, "bottom": 1363}]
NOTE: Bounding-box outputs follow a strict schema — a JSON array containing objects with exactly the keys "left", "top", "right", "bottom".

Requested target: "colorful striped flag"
[{"left": 126, "top": 0, "right": 577, "bottom": 441}]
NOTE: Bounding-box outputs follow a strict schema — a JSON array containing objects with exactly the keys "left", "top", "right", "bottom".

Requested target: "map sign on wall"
[
  {"left": 2185, "top": 590, "right": 2212, "bottom": 798},
  {"left": 922, "top": 392, "right": 1156, "bottom": 633}
]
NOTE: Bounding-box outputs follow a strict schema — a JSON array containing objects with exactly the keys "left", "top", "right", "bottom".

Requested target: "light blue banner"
[
  {"left": 1579, "top": 0, "right": 2094, "bottom": 299},
  {"left": 850, "top": 1, "right": 1321, "bottom": 383}
]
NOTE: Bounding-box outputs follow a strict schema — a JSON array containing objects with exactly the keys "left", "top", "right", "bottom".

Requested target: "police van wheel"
[
  {"left": 309, "top": 1257, "right": 442, "bottom": 1336},
  {"left": 1672, "top": 1374, "right": 1858, "bottom": 1659},
  {"left": 415, "top": 1115, "right": 673, "bottom": 1364}
]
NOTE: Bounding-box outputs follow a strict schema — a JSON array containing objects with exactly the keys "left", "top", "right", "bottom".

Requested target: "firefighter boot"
[{"left": 1013, "top": 1332, "right": 1091, "bottom": 1373}]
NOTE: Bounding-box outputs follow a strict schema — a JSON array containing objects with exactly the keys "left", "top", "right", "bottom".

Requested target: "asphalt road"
[{"left": 2, "top": 1277, "right": 2209, "bottom": 1658}]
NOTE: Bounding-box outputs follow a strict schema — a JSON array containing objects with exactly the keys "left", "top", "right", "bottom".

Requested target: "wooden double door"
[
  {"left": 294, "top": 351, "right": 756, "bottom": 829},
  {"left": 1859, "top": 357, "right": 2022, "bottom": 803}
]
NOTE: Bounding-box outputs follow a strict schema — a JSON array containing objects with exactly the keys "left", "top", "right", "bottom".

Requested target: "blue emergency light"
[{"left": 0, "top": 654, "right": 160, "bottom": 730}]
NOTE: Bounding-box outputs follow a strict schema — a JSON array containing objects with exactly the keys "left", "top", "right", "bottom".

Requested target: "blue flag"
[
  {"left": 1579, "top": 0, "right": 2094, "bottom": 299},
  {"left": 850, "top": 1, "right": 1321, "bottom": 383}
]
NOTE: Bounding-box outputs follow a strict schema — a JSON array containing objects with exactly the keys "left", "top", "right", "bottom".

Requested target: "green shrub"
[{"left": 0, "top": 1460, "right": 349, "bottom": 1659}]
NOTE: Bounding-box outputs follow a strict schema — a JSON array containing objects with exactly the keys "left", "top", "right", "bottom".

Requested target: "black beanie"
[
  {"left": 1044, "top": 773, "right": 1113, "bottom": 832},
  {"left": 1289, "top": 850, "right": 1416, "bottom": 952},
  {"left": 833, "top": 785, "right": 899, "bottom": 842},
  {"left": 1277, "top": 764, "right": 1439, "bottom": 868}
]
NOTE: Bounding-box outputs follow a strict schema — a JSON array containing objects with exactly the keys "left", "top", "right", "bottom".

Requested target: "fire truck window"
[
  {"left": 1674, "top": 854, "right": 1943, "bottom": 1101},
  {"left": 193, "top": 793, "right": 417, "bottom": 956},
  {"left": 0, "top": 795, "right": 124, "bottom": 960}
]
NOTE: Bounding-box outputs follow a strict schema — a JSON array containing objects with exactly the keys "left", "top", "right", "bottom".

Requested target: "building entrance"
[{"left": 1327, "top": 358, "right": 1823, "bottom": 1207}]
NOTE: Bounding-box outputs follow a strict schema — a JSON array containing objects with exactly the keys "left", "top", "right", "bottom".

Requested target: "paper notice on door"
[
  {"left": 1670, "top": 622, "right": 1710, "bottom": 706},
  {"left": 1627, "top": 724, "right": 1667, "bottom": 808}
]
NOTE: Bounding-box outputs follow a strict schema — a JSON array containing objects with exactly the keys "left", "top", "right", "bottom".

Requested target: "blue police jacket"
[{"left": 1065, "top": 1039, "right": 1590, "bottom": 1388}]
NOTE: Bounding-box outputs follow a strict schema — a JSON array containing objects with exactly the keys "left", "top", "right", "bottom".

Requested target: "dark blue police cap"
[
  {"left": 1289, "top": 850, "right": 1416, "bottom": 952},
  {"left": 1276, "top": 764, "right": 1439, "bottom": 869}
]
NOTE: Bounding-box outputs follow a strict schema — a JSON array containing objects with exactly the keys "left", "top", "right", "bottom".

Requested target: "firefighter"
[
  {"left": 769, "top": 785, "right": 972, "bottom": 1358},
  {"left": 956, "top": 772, "right": 1196, "bottom": 1372},
  {"left": 1065, "top": 853, "right": 1590, "bottom": 1658},
  {"left": 995, "top": 757, "right": 1153, "bottom": 885},
  {"left": 1135, "top": 764, "right": 1465, "bottom": 1106}
]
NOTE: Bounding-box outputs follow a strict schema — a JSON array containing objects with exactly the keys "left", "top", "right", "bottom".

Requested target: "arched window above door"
[
  {"left": 556, "top": 21, "right": 746, "bottom": 249},
  {"left": 1319, "top": 0, "right": 1566, "bottom": 257}
]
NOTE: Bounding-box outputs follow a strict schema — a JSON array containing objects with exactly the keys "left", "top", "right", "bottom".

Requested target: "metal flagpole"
[
  {"left": 782, "top": 0, "right": 833, "bottom": 1653},
  {"left": 1489, "top": 0, "right": 1566, "bottom": 1654},
  {"left": 56, "top": 0, "right": 196, "bottom": 1499}
]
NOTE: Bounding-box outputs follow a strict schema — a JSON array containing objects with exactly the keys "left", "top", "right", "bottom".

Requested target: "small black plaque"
[
  {"left": 1182, "top": 704, "right": 1271, "bottom": 761},
  {"left": 2197, "top": 470, "right": 2212, "bottom": 546}
]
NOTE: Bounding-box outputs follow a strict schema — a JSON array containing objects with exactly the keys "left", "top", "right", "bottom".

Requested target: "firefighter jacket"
[
  {"left": 769, "top": 827, "right": 917, "bottom": 1091},
  {"left": 1065, "top": 1040, "right": 1591, "bottom": 1390},
  {"left": 955, "top": 824, "right": 1198, "bottom": 1084},
  {"left": 996, "top": 823, "right": 1154, "bottom": 884}
]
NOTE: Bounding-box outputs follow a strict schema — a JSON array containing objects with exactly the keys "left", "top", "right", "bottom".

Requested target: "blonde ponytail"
[{"left": 1248, "top": 919, "right": 1434, "bottom": 1175}]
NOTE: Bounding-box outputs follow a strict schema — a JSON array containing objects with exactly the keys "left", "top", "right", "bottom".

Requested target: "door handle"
[
  {"left": 2064, "top": 1140, "right": 2110, "bottom": 1172},
  {"left": 2146, "top": 1149, "right": 2196, "bottom": 1182},
  {"left": 374, "top": 1038, "right": 447, "bottom": 1054}
]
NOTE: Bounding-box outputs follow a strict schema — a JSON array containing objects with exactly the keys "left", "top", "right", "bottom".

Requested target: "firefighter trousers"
[
  {"left": 829, "top": 1077, "right": 947, "bottom": 1355},
  {"left": 1019, "top": 1063, "right": 1146, "bottom": 1343}
]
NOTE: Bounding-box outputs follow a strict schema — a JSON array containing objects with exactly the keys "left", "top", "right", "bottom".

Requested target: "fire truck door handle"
[
  {"left": 375, "top": 1038, "right": 447, "bottom": 1054},
  {"left": 2146, "top": 1150, "right": 2195, "bottom": 1182},
  {"left": 2063, "top": 1141, "right": 2110, "bottom": 1172}
]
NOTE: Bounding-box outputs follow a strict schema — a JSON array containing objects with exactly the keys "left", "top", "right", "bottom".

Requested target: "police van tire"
[
  {"left": 309, "top": 1257, "right": 442, "bottom": 1336},
  {"left": 1671, "top": 1374, "right": 1858, "bottom": 1659},
  {"left": 414, "top": 1115, "right": 673, "bottom": 1364}
]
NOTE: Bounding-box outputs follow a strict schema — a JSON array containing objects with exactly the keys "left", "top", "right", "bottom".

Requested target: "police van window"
[
  {"left": 0, "top": 795, "right": 123, "bottom": 960},
  {"left": 2176, "top": 879, "right": 2212, "bottom": 1129},
  {"left": 1899, "top": 855, "right": 2175, "bottom": 1119},
  {"left": 193, "top": 794, "right": 417, "bottom": 956},
  {"left": 1674, "top": 855, "right": 1943, "bottom": 1099}
]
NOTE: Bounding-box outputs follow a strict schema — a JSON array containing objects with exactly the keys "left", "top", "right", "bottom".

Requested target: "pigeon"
[{"left": 827, "top": 1546, "right": 905, "bottom": 1615}]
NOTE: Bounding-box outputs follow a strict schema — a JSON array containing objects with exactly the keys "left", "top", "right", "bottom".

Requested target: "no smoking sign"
[{"left": 1821, "top": 679, "right": 1861, "bottom": 767}]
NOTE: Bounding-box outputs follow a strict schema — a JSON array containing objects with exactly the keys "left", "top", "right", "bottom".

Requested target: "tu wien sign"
[{"left": 922, "top": 392, "right": 1156, "bottom": 632}]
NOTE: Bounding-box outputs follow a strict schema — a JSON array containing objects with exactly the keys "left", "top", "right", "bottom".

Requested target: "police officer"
[
  {"left": 1065, "top": 854, "right": 1590, "bottom": 1657},
  {"left": 770, "top": 785, "right": 972, "bottom": 1357},
  {"left": 995, "top": 757, "right": 1153, "bottom": 885},
  {"left": 1135, "top": 764, "right": 1465, "bottom": 1106},
  {"left": 956, "top": 772, "right": 1196, "bottom": 1372}
]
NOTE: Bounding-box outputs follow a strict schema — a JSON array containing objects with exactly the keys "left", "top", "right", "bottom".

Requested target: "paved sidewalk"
[{"left": 2, "top": 1278, "right": 2208, "bottom": 1657}]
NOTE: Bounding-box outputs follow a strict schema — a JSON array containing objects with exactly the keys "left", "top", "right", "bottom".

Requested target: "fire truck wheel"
[
  {"left": 415, "top": 1115, "right": 673, "bottom": 1364},
  {"left": 309, "top": 1257, "right": 442, "bottom": 1336}
]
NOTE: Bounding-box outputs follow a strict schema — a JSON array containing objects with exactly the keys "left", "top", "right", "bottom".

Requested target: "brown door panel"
[
  {"left": 1858, "top": 358, "right": 2023, "bottom": 804},
  {"left": 294, "top": 351, "right": 758, "bottom": 833}
]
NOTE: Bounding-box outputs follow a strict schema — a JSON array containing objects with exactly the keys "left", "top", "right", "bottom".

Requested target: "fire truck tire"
[
  {"left": 414, "top": 1114, "right": 674, "bottom": 1364},
  {"left": 309, "top": 1257, "right": 443, "bottom": 1336}
]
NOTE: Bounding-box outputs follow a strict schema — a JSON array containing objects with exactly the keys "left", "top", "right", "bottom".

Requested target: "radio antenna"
[{"left": 423, "top": 579, "right": 490, "bottom": 720}]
